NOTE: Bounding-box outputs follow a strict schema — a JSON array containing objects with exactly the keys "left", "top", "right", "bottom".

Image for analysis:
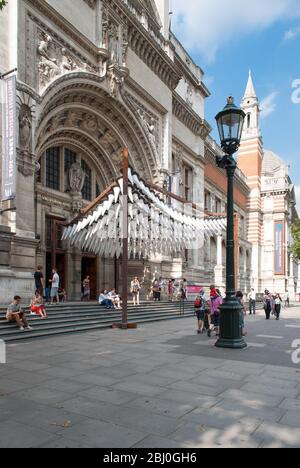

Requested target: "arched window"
[
  {"left": 46, "top": 147, "right": 60, "bottom": 190},
  {"left": 247, "top": 113, "right": 251, "bottom": 129},
  {"left": 41, "top": 146, "right": 95, "bottom": 201},
  {"left": 81, "top": 159, "right": 92, "bottom": 201}
]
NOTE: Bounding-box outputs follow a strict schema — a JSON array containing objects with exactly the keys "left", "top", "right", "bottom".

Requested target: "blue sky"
[{"left": 172, "top": 0, "right": 300, "bottom": 204}]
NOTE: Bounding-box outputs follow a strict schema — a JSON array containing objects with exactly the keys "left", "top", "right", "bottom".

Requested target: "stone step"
[{"left": 0, "top": 310, "right": 195, "bottom": 342}]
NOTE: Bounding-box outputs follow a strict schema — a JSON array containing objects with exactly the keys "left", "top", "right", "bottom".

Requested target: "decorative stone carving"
[
  {"left": 107, "top": 65, "right": 126, "bottom": 98},
  {"left": 37, "top": 31, "right": 95, "bottom": 91},
  {"left": 125, "top": 94, "right": 159, "bottom": 150},
  {"left": 71, "top": 198, "right": 84, "bottom": 213},
  {"left": 19, "top": 104, "right": 32, "bottom": 152},
  {"left": 69, "top": 162, "right": 86, "bottom": 193},
  {"left": 186, "top": 83, "right": 194, "bottom": 108},
  {"left": 108, "top": 21, "right": 119, "bottom": 66},
  {"left": 122, "top": 29, "right": 129, "bottom": 67}
]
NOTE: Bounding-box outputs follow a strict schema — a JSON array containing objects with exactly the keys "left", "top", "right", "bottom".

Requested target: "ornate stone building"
[
  {"left": 238, "top": 72, "right": 299, "bottom": 299},
  {"left": 0, "top": 0, "right": 251, "bottom": 302}
]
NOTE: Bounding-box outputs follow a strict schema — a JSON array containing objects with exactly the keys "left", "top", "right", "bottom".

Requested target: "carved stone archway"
[{"left": 35, "top": 73, "right": 160, "bottom": 184}]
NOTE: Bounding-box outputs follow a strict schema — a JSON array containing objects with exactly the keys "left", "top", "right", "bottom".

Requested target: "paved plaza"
[{"left": 1, "top": 307, "right": 300, "bottom": 448}]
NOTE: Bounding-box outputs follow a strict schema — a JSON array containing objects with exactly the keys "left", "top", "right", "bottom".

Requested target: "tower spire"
[{"left": 244, "top": 70, "right": 257, "bottom": 100}]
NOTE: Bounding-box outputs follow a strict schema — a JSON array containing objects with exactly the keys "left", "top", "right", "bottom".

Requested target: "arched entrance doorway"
[{"left": 34, "top": 74, "right": 159, "bottom": 300}]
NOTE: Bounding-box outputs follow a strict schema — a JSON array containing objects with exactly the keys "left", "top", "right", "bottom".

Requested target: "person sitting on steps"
[{"left": 6, "top": 296, "right": 33, "bottom": 332}]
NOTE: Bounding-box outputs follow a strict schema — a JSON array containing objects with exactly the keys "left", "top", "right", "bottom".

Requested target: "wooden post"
[
  {"left": 112, "top": 148, "right": 137, "bottom": 329},
  {"left": 122, "top": 148, "right": 129, "bottom": 328}
]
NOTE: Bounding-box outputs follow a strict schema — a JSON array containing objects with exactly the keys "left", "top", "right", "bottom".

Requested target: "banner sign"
[
  {"left": 274, "top": 221, "right": 285, "bottom": 275},
  {"left": 1, "top": 75, "right": 17, "bottom": 201}
]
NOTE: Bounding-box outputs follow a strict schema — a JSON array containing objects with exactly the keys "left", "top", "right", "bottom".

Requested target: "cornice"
[
  {"left": 173, "top": 92, "right": 212, "bottom": 138},
  {"left": 108, "top": 0, "right": 182, "bottom": 90},
  {"left": 174, "top": 55, "right": 210, "bottom": 99}
]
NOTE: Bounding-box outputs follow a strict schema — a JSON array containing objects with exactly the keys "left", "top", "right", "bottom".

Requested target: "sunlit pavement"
[{"left": 0, "top": 305, "right": 300, "bottom": 448}]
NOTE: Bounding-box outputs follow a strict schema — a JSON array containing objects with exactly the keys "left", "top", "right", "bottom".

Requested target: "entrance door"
[
  {"left": 81, "top": 257, "right": 97, "bottom": 300},
  {"left": 46, "top": 217, "right": 67, "bottom": 292}
]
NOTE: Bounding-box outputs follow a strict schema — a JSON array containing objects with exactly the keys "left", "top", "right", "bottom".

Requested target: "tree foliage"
[
  {"left": 291, "top": 219, "right": 300, "bottom": 260},
  {"left": 0, "top": 1, "right": 7, "bottom": 11}
]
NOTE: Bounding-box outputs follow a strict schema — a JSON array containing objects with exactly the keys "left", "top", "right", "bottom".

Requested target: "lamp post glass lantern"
[{"left": 215, "top": 97, "right": 247, "bottom": 349}]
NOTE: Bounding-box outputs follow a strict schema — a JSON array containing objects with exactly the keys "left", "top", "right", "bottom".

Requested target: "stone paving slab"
[{"left": 1, "top": 309, "right": 300, "bottom": 448}]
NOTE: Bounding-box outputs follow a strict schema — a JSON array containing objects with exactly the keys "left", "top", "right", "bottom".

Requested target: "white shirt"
[
  {"left": 248, "top": 291, "right": 256, "bottom": 301},
  {"left": 52, "top": 273, "right": 60, "bottom": 288}
]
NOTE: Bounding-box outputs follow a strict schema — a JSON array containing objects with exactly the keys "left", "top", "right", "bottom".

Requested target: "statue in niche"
[
  {"left": 18, "top": 105, "right": 32, "bottom": 152},
  {"left": 108, "top": 22, "right": 119, "bottom": 65},
  {"left": 146, "top": 117, "right": 156, "bottom": 146},
  {"left": 69, "top": 162, "right": 86, "bottom": 193}
]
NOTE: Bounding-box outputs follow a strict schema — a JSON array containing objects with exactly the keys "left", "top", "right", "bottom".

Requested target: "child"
[{"left": 30, "top": 293, "right": 47, "bottom": 318}]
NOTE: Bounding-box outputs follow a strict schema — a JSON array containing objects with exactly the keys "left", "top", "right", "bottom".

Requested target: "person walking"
[
  {"left": 274, "top": 293, "right": 282, "bottom": 320},
  {"left": 34, "top": 265, "right": 44, "bottom": 296},
  {"left": 6, "top": 296, "right": 33, "bottom": 331},
  {"left": 194, "top": 290, "right": 207, "bottom": 334},
  {"left": 152, "top": 279, "right": 160, "bottom": 302},
  {"left": 81, "top": 275, "right": 91, "bottom": 301},
  {"left": 263, "top": 290, "right": 273, "bottom": 320},
  {"left": 131, "top": 277, "right": 141, "bottom": 306},
  {"left": 50, "top": 268, "right": 60, "bottom": 304},
  {"left": 284, "top": 292, "right": 290, "bottom": 308},
  {"left": 168, "top": 279, "right": 175, "bottom": 302},
  {"left": 210, "top": 288, "right": 223, "bottom": 337},
  {"left": 248, "top": 288, "right": 256, "bottom": 315}
]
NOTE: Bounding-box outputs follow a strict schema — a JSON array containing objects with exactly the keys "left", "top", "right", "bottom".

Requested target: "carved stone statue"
[
  {"left": 38, "top": 34, "right": 60, "bottom": 87},
  {"left": 69, "top": 162, "right": 86, "bottom": 193},
  {"left": 146, "top": 117, "right": 156, "bottom": 145},
  {"left": 108, "top": 22, "right": 119, "bottom": 65},
  {"left": 60, "top": 48, "right": 77, "bottom": 74},
  {"left": 18, "top": 105, "right": 32, "bottom": 152}
]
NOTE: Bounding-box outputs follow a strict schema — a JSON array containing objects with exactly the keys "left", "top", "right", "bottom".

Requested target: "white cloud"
[
  {"left": 284, "top": 25, "right": 300, "bottom": 40},
  {"left": 172, "top": 0, "right": 300, "bottom": 61},
  {"left": 260, "top": 92, "right": 279, "bottom": 119}
]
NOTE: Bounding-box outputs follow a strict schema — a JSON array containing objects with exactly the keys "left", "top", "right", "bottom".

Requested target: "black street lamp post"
[{"left": 215, "top": 97, "right": 247, "bottom": 349}]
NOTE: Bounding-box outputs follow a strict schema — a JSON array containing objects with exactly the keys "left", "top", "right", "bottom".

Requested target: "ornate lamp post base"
[{"left": 215, "top": 299, "right": 247, "bottom": 349}]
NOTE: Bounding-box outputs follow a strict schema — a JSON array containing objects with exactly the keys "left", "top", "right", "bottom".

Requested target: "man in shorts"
[
  {"left": 50, "top": 268, "right": 60, "bottom": 304},
  {"left": 6, "top": 296, "right": 33, "bottom": 331}
]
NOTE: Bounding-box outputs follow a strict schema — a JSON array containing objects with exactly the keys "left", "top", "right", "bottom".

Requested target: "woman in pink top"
[{"left": 210, "top": 289, "right": 223, "bottom": 337}]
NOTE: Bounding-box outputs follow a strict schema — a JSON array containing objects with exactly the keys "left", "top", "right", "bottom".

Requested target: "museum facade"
[{"left": 0, "top": 0, "right": 283, "bottom": 302}]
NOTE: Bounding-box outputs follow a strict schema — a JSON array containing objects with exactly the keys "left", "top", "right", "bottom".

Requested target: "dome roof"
[{"left": 262, "top": 150, "right": 285, "bottom": 174}]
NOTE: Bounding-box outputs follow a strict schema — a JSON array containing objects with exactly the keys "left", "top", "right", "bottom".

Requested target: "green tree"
[
  {"left": 0, "top": 1, "right": 7, "bottom": 11},
  {"left": 291, "top": 219, "right": 300, "bottom": 260}
]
